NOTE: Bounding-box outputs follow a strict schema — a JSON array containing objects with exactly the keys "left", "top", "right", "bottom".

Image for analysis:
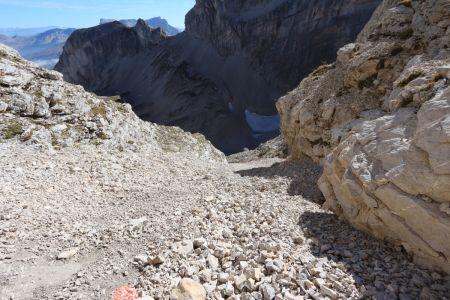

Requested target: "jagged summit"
[{"left": 99, "top": 17, "right": 180, "bottom": 36}]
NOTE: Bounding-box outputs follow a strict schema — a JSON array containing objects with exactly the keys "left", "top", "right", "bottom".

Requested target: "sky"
[{"left": 0, "top": 0, "right": 195, "bottom": 29}]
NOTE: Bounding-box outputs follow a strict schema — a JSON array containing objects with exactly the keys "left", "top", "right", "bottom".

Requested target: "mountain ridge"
[
  {"left": 56, "top": 0, "right": 382, "bottom": 154},
  {"left": 99, "top": 17, "right": 180, "bottom": 36}
]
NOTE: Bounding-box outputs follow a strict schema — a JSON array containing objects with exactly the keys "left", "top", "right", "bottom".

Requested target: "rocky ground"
[{"left": 1, "top": 142, "right": 449, "bottom": 300}]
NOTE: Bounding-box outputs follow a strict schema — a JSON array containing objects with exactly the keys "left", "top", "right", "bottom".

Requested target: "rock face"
[
  {"left": 0, "top": 28, "right": 75, "bottom": 69},
  {"left": 277, "top": 0, "right": 450, "bottom": 273},
  {"left": 0, "top": 43, "right": 224, "bottom": 162},
  {"left": 55, "top": 0, "right": 381, "bottom": 154}
]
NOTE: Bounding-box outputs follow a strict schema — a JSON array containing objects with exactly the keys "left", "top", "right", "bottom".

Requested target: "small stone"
[
  {"left": 193, "top": 238, "right": 207, "bottom": 248},
  {"left": 173, "top": 240, "right": 194, "bottom": 255},
  {"left": 284, "top": 292, "right": 303, "bottom": 300},
  {"left": 234, "top": 274, "right": 247, "bottom": 291},
  {"left": 57, "top": 247, "right": 79, "bottom": 260},
  {"left": 149, "top": 255, "right": 165, "bottom": 265},
  {"left": 300, "top": 280, "right": 314, "bottom": 290},
  {"left": 265, "top": 261, "right": 280, "bottom": 273},
  {"left": 129, "top": 217, "right": 147, "bottom": 230},
  {"left": 207, "top": 254, "right": 220, "bottom": 270},
  {"left": 134, "top": 254, "right": 149, "bottom": 264},
  {"left": 198, "top": 269, "right": 212, "bottom": 282},
  {"left": 214, "top": 247, "right": 226, "bottom": 258},
  {"left": 0, "top": 101, "right": 8, "bottom": 112},
  {"left": 171, "top": 278, "right": 206, "bottom": 300},
  {"left": 320, "top": 285, "right": 338, "bottom": 300},
  {"left": 260, "top": 284, "right": 276, "bottom": 300},
  {"left": 224, "top": 282, "right": 235, "bottom": 297},
  {"left": 218, "top": 273, "right": 230, "bottom": 283}
]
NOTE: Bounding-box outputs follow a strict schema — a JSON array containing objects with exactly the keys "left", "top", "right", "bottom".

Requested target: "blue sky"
[{"left": 0, "top": 0, "right": 195, "bottom": 29}]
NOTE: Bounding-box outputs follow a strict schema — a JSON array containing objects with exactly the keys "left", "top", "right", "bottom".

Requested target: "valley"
[{"left": 0, "top": 0, "right": 449, "bottom": 299}]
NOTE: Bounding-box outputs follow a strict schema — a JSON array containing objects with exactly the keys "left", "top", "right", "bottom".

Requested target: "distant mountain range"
[
  {"left": 0, "top": 17, "right": 180, "bottom": 69},
  {"left": 100, "top": 17, "right": 180, "bottom": 36},
  {"left": 0, "top": 28, "right": 76, "bottom": 69},
  {"left": 0, "top": 26, "right": 60, "bottom": 37}
]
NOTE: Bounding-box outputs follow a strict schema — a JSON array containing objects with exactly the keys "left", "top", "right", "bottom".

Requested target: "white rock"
[{"left": 57, "top": 247, "right": 79, "bottom": 260}]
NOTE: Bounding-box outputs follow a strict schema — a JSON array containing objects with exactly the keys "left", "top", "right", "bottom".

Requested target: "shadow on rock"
[
  {"left": 298, "top": 211, "right": 449, "bottom": 299},
  {"left": 236, "top": 159, "right": 324, "bottom": 203}
]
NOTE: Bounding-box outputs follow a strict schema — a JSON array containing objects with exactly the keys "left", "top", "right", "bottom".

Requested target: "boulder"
[{"left": 171, "top": 278, "right": 206, "bottom": 300}]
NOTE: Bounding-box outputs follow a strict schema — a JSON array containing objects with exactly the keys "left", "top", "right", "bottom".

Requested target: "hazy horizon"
[{"left": 0, "top": 0, "right": 195, "bottom": 29}]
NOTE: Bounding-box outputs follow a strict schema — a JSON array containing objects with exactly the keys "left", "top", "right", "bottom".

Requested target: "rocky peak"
[{"left": 55, "top": 21, "right": 167, "bottom": 94}]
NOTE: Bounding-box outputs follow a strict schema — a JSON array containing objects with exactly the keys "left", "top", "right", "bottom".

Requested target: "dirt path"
[{"left": 0, "top": 144, "right": 448, "bottom": 300}]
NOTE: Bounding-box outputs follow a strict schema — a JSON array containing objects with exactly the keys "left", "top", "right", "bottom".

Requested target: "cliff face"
[
  {"left": 55, "top": 20, "right": 166, "bottom": 93},
  {"left": 277, "top": 0, "right": 450, "bottom": 273},
  {"left": 55, "top": 1, "right": 381, "bottom": 153},
  {"left": 186, "top": 0, "right": 381, "bottom": 92}
]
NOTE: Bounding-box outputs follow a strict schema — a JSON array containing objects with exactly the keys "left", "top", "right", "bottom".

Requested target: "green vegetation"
[
  {"left": 3, "top": 120, "right": 23, "bottom": 139},
  {"left": 398, "top": 71, "right": 423, "bottom": 87},
  {"left": 109, "top": 95, "right": 121, "bottom": 102},
  {"left": 117, "top": 104, "right": 129, "bottom": 114},
  {"left": 34, "top": 89, "right": 44, "bottom": 98},
  {"left": 91, "top": 105, "right": 107, "bottom": 118}
]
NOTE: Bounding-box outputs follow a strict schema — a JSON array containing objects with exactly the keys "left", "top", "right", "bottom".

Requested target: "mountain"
[
  {"left": 277, "top": 0, "right": 450, "bottom": 273},
  {"left": 100, "top": 17, "right": 180, "bottom": 36},
  {"left": 0, "top": 26, "right": 59, "bottom": 37},
  {"left": 56, "top": 0, "right": 381, "bottom": 154},
  {"left": 2, "top": 42, "right": 447, "bottom": 300},
  {"left": 0, "top": 28, "right": 75, "bottom": 69}
]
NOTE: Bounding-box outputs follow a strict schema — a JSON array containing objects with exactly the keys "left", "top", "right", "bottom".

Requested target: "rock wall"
[
  {"left": 55, "top": 0, "right": 381, "bottom": 154},
  {"left": 277, "top": 0, "right": 450, "bottom": 273}
]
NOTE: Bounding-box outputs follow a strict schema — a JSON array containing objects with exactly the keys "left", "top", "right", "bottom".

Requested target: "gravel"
[{"left": 0, "top": 143, "right": 449, "bottom": 300}]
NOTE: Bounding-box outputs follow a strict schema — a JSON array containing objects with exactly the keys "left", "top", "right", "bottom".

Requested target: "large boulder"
[{"left": 277, "top": 0, "right": 450, "bottom": 273}]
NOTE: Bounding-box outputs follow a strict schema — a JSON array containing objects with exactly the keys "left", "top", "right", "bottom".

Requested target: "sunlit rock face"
[
  {"left": 277, "top": 0, "right": 450, "bottom": 273},
  {"left": 55, "top": 1, "right": 381, "bottom": 154}
]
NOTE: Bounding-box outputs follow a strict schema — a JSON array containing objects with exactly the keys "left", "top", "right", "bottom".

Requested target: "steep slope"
[
  {"left": 55, "top": 0, "right": 381, "bottom": 154},
  {"left": 277, "top": 0, "right": 450, "bottom": 273},
  {"left": 0, "top": 28, "right": 75, "bottom": 68},
  {"left": 0, "top": 43, "right": 222, "bottom": 160},
  {"left": 2, "top": 44, "right": 449, "bottom": 300},
  {"left": 100, "top": 17, "right": 180, "bottom": 36}
]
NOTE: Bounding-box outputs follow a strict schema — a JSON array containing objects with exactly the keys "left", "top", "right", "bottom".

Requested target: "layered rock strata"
[{"left": 277, "top": 0, "right": 450, "bottom": 273}]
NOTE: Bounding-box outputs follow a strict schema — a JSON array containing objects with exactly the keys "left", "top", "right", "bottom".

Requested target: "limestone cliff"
[
  {"left": 277, "top": 0, "right": 450, "bottom": 273},
  {"left": 55, "top": 1, "right": 381, "bottom": 154}
]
